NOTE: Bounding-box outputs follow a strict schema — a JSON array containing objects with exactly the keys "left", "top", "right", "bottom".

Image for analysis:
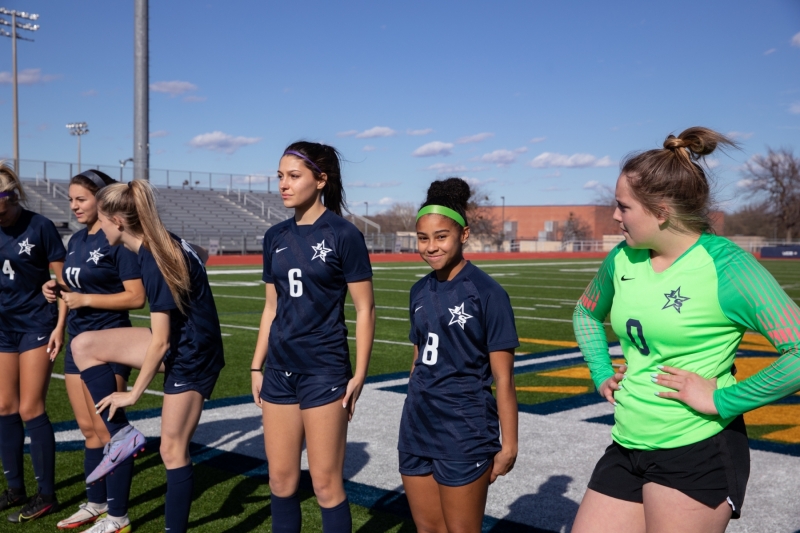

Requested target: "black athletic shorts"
[{"left": 588, "top": 415, "right": 750, "bottom": 519}]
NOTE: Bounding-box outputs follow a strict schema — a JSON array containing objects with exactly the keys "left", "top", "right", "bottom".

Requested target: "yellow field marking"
[
  {"left": 539, "top": 359, "right": 625, "bottom": 380},
  {"left": 733, "top": 357, "right": 777, "bottom": 381},
  {"left": 515, "top": 386, "right": 590, "bottom": 394},
  {"left": 760, "top": 426, "right": 800, "bottom": 443},
  {"left": 518, "top": 337, "right": 578, "bottom": 348},
  {"left": 744, "top": 405, "right": 800, "bottom": 426},
  {"left": 739, "top": 332, "right": 777, "bottom": 353}
]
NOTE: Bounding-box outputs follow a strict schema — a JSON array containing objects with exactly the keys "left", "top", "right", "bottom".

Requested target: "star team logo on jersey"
[
  {"left": 448, "top": 302, "right": 473, "bottom": 329},
  {"left": 17, "top": 238, "right": 35, "bottom": 255},
  {"left": 311, "top": 240, "right": 332, "bottom": 262},
  {"left": 662, "top": 286, "right": 690, "bottom": 313},
  {"left": 86, "top": 248, "right": 104, "bottom": 265}
]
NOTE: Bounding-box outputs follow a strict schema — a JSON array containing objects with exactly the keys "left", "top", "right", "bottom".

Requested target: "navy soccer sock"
[
  {"left": 81, "top": 365, "right": 130, "bottom": 437},
  {"left": 107, "top": 455, "right": 134, "bottom": 517},
  {"left": 320, "top": 498, "right": 352, "bottom": 533},
  {"left": 271, "top": 492, "right": 302, "bottom": 533},
  {"left": 25, "top": 412, "right": 56, "bottom": 495},
  {"left": 0, "top": 413, "right": 25, "bottom": 490},
  {"left": 84, "top": 446, "right": 106, "bottom": 505},
  {"left": 165, "top": 464, "right": 194, "bottom": 533}
]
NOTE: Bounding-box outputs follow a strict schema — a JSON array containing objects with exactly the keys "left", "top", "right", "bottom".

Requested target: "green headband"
[{"left": 416, "top": 205, "right": 466, "bottom": 227}]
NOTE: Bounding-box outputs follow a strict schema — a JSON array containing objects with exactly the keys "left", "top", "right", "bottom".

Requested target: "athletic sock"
[
  {"left": 85, "top": 446, "right": 107, "bottom": 504},
  {"left": 25, "top": 412, "right": 56, "bottom": 495},
  {"left": 320, "top": 498, "right": 352, "bottom": 533},
  {"left": 81, "top": 365, "right": 130, "bottom": 437},
  {"left": 271, "top": 492, "right": 302, "bottom": 533},
  {"left": 107, "top": 455, "right": 134, "bottom": 517},
  {"left": 165, "top": 464, "right": 194, "bottom": 533},
  {"left": 0, "top": 413, "right": 25, "bottom": 491}
]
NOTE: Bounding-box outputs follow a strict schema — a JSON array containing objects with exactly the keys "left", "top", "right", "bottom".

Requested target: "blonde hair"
[
  {"left": 0, "top": 161, "right": 26, "bottom": 204},
  {"left": 621, "top": 127, "right": 737, "bottom": 234},
  {"left": 96, "top": 180, "right": 190, "bottom": 313}
]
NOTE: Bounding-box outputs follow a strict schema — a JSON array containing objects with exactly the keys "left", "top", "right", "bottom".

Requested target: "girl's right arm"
[{"left": 250, "top": 283, "right": 278, "bottom": 406}]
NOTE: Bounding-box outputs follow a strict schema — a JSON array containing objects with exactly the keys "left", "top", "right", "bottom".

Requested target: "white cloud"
[
  {"left": 736, "top": 178, "right": 753, "bottom": 188},
  {"left": 355, "top": 126, "right": 396, "bottom": 139},
  {"left": 407, "top": 128, "right": 433, "bottom": 136},
  {"left": 764, "top": 48, "right": 777, "bottom": 56},
  {"left": 0, "top": 68, "right": 60, "bottom": 85},
  {"left": 583, "top": 180, "right": 601, "bottom": 189},
  {"left": 150, "top": 130, "right": 169, "bottom": 138},
  {"left": 362, "top": 145, "right": 376, "bottom": 152},
  {"left": 792, "top": 32, "right": 800, "bottom": 47},
  {"left": 412, "top": 141, "right": 454, "bottom": 157},
  {"left": 189, "top": 131, "right": 261, "bottom": 154},
  {"left": 727, "top": 131, "right": 754, "bottom": 140},
  {"left": 183, "top": 95, "right": 207, "bottom": 103},
  {"left": 347, "top": 181, "right": 401, "bottom": 188},
  {"left": 704, "top": 158, "right": 720, "bottom": 169},
  {"left": 790, "top": 102, "right": 800, "bottom": 115},
  {"left": 529, "top": 152, "right": 614, "bottom": 169},
  {"left": 233, "top": 174, "right": 273, "bottom": 185},
  {"left": 456, "top": 132, "right": 494, "bottom": 144},
  {"left": 378, "top": 197, "right": 393, "bottom": 206},
  {"left": 150, "top": 80, "right": 197, "bottom": 96},
  {"left": 529, "top": 137, "right": 547, "bottom": 144},
  {"left": 426, "top": 163, "right": 467, "bottom": 174},
  {"left": 337, "top": 130, "right": 358, "bottom": 137},
  {"left": 480, "top": 147, "right": 528, "bottom": 166}
]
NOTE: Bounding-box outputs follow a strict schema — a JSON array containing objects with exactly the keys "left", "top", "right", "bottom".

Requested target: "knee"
[
  {"left": 0, "top": 400, "right": 19, "bottom": 417},
  {"left": 311, "top": 474, "right": 344, "bottom": 507},
  {"left": 268, "top": 469, "right": 300, "bottom": 498},
  {"left": 70, "top": 333, "right": 93, "bottom": 367},
  {"left": 18, "top": 404, "right": 44, "bottom": 422},
  {"left": 159, "top": 438, "right": 189, "bottom": 469}
]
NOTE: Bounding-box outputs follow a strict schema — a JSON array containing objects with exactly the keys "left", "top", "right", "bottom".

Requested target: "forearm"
[
  {"left": 495, "top": 373, "right": 518, "bottom": 452},
  {"left": 353, "top": 303, "right": 375, "bottom": 379},
  {"left": 55, "top": 299, "right": 67, "bottom": 329},
  {"left": 573, "top": 304, "right": 614, "bottom": 389},
  {"left": 251, "top": 307, "right": 276, "bottom": 369},
  {"left": 130, "top": 340, "right": 168, "bottom": 399},
  {"left": 81, "top": 291, "right": 145, "bottom": 311}
]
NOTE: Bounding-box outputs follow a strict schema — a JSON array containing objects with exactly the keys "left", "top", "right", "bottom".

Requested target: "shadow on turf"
[{"left": 489, "top": 475, "right": 578, "bottom": 533}]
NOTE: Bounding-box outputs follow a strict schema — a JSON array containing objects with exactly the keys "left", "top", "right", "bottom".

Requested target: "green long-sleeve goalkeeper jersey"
[{"left": 573, "top": 233, "right": 800, "bottom": 450}]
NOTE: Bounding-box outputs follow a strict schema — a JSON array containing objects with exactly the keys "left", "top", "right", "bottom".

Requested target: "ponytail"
[
  {"left": 96, "top": 180, "right": 190, "bottom": 313},
  {"left": 282, "top": 141, "right": 346, "bottom": 216},
  {"left": 0, "top": 161, "right": 26, "bottom": 204}
]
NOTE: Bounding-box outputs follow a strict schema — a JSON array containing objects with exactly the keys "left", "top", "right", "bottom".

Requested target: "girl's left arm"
[
  {"left": 61, "top": 279, "right": 146, "bottom": 311},
  {"left": 47, "top": 260, "right": 66, "bottom": 360},
  {"left": 343, "top": 278, "right": 375, "bottom": 420},
  {"left": 490, "top": 348, "right": 518, "bottom": 483}
]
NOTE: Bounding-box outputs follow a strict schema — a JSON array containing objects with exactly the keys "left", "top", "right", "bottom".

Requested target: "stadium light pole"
[
  {"left": 134, "top": 0, "right": 149, "bottom": 180},
  {"left": 119, "top": 157, "right": 133, "bottom": 182},
  {"left": 365, "top": 201, "right": 368, "bottom": 217},
  {"left": 501, "top": 196, "right": 505, "bottom": 244},
  {"left": 0, "top": 7, "right": 39, "bottom": 173},
  {"left": 66, "top": 122, "right": 89, "bottom": 173}
]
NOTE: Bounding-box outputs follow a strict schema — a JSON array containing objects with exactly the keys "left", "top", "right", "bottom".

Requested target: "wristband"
[{"left": 250, "top": 368, "right": 262, "bottom": 372}]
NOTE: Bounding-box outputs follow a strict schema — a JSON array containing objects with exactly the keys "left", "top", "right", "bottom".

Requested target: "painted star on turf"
[
  {"left": 448, "top": 302, "right": 473, "bottom": 329},
  {"left": 17, "top": 238, "right": 35, "bottom": 255},
  {"left": 662, "top": 286, "right": 690, "bottom": 313},
  {"left": 86, "top": 248, "right": 104, "bottom": 265},
  {"left": 311, "top": 240, "right": 332, "bottom": 262}
]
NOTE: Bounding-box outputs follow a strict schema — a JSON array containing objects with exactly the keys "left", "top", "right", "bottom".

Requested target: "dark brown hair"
[
  {"left": 282, "top": 141, "right": 346, "bottom": 216},
  {"left": 621, "top": 127, "right": 737, "bottom": 234},
  {"left": 70, "top": 170, "right": 116, "bottom": 195},
  {"left": 420, "top": 177, "right": 470, "bottom": 227}
]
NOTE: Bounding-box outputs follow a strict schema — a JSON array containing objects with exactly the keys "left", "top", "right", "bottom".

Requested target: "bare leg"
[
  {"left": 71, "top": 327, "right": 163, "bottom": 372},
  {"left": 438, "top": 466, "right": 492, "bottom": 533},
  {"left": 572, "top": 489, "right": 646, "bottom": 533},
  {"left": 159, "top": 391, "right": 205, "bottom": 469},
  {"left": 262, "top": 402, "right": 305, "bottom": 497},
  {"left": 302, "top": 399, "right": 350, "bottom": 508},
  {"left": 642, "top": 482, "right": 731, "bottom": 533},
  {"left": 402, "top": 474, "right": 447, "bottom": 533},
  {"left": 18, "top": 345, "right": 53, "bottom": 421},
  {"left": 66, "top": 374, "right": 109, "bottom": 448},
  {"left": 0, "top": 352, "right": 20, "bottom": 416}
]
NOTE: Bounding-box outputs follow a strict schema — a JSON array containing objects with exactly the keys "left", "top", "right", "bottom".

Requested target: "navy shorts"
[
  {"left": 399, "top": 451, "right": 493, "bottom": 487},
  {"left": 260, "top": 369, "right": 350, "bottom": 410},
  {"left": 163, "top": 372, "right": 219, "bottom": 400},
  {"left": 63, "top": 338, "right": 132, "bottom": 381},
  {"left": 588, "top": 415, "right": 750, "bottom": 518},
  {"left": 0, "top": 330, "right": 50, "bottom": 354}
]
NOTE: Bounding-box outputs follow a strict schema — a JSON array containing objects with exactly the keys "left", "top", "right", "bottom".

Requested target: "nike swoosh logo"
[
  {"left": 276, "top": 247, "right": 288, "bottom": 253},
  {"left": 476, "top": 460, "right": 488, "bottom": 468},
  {"left": 415, "top": 306, "right": 423, "bottom": 313},
  {"left": 108, "top": 498, "right": 115, "bottom": 501},
  {"left": 19, "top": 503, "right": 55, "bottom": 521},
  {"left": 331, "top": 387, "right": 339, "bottom": 392},
  {"left": 37, "top": 336, "right": 46, "bottom": 341},
  {"left": 69, "top": 251, "right": 75, "bottom": 255},
  {"left": 621, "top": 275, "right": 634, "bottom": 281},
  {"left": 174, "top": 382, "right": 187, "bottom": 387}
]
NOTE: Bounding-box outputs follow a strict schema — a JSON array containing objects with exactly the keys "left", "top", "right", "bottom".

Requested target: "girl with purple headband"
[{"left": 250, "top": 141, "right": 375, "bottom": 533}]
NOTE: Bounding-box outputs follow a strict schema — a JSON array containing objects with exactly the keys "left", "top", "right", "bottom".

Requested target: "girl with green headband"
[{"left": 398, "top": 177, "right": 519, "bottom": 533}]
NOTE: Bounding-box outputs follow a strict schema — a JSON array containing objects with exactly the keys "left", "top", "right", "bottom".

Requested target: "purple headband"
[
  {"left": 283, "top": 150, "right": 323, "bottom": 174},
  {"left": 0, "top": 191, "right": 14, "bottom": 199}
]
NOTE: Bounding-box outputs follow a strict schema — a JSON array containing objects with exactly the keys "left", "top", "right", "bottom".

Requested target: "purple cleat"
[{"left": 86, "top": 425, "right": 146, "bottom": 484}]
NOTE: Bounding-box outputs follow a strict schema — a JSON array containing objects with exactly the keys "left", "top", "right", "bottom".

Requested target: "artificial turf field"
[{"left": 7, "top": 257, "right": 800, "bottom": 532}]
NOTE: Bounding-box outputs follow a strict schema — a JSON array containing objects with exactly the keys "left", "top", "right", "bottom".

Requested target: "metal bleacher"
[{"left": 19, "top": 178, "right": 293, "bottom": 254}]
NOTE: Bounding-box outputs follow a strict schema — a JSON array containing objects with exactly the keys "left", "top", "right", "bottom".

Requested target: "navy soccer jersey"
[
  {"left": 63, "top": 228, "right": 141, "bottom": 337},
  {"left": 262, "top": 209, "right": 372, "bottom": 375},
  {"left": 399, "top": 262, "right": 519, "bottom": 461},
  {"left": 138, "top": 235, "right": 224, "bottom": 381},
  {"left": 0, "top": 209, "right": 66, "bottom": 333}
]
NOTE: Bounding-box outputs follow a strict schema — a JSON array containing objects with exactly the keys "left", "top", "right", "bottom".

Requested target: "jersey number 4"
[
  {"left": 626, "top": 318, "right": 650, "bottom": 356},
  {"left": 2, "top": 259, "right": 14, "bottom": 280},
  {"left": 422, "top": 332, "right": 439, "bottom": 365}
]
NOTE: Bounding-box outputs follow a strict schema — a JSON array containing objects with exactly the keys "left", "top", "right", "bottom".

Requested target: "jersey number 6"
[
  {"left": 288, "top": 268, "right": 303, "bottom": 298},
  {"left": 625, "top": 318, "right": 650, "bottom": 356},
  {"left": 422, "top": 332, "right": 439, "bottom": 365}
]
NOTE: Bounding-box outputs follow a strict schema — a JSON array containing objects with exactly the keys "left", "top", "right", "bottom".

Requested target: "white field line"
[
  {"left": 50, "top": 372, "right": 165, "bottom": 397},
  {"left": 206, "top": 261, "right": 601, "bottom": 275},
  {"left": 211, "top": 291, "right": 578, "bottom": 307}
]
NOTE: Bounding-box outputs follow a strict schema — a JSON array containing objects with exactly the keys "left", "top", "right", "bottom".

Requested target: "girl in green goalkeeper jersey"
[{"left": 572, "top": 127, "right": 800, "bottom": 533}]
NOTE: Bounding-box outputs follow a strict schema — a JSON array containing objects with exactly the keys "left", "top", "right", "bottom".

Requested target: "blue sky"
[{"left": 0, "top": 0, "right": 798, "bottom": 214}]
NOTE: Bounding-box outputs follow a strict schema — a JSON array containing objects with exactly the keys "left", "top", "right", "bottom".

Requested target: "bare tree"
[
  {"left": 742, "top": 148, "right": 800, "bottom": 241},
  {"left": 724, "top": 200, "right": 778, "bottom": 238},
  {"left": 466, "top": 183, "right": 499, "bottom": 239},
  {"left": 370, "top": 202, "right": 417, "bottom": 233},
  {"left": 558, "top": 212, "right": 592, "bottom": 242}
]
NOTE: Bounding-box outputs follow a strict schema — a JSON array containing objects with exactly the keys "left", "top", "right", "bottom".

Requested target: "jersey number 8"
[
  {"left": 288, "top": 268, "right": 303, "bottom": 298},
  {"left": 422, "top": 332, "right": 439, "bottom": 365}
]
